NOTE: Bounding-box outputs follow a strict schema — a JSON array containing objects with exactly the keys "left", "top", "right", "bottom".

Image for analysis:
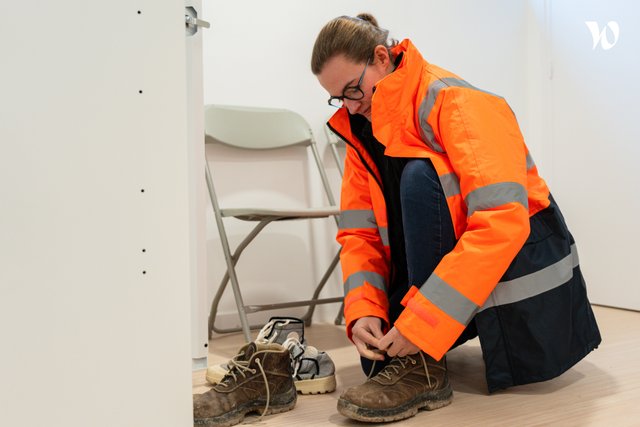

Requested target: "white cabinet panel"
[{"left": 0, "top": 1, "right": 194, "bottom": 425}]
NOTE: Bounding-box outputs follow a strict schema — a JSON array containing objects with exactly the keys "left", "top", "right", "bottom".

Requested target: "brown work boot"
[
  {"left": 193, "top": 342, "right": 297, "bottom": 426},
  {"left": 337, "top": 352, "right": 452, "bottom": 423}
]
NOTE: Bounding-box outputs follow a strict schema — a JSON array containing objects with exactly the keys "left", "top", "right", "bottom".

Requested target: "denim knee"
[
  {"left": 400, "top": 158, "right": 456, "bottom": 286},
  {"left": 401, "top": 159, "right": 441, "bottom": 193}
]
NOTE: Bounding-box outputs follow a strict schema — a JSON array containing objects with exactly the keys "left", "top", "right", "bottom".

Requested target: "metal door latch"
[{"left": 185, "top": 6, "right": 210, "bottom": 36}]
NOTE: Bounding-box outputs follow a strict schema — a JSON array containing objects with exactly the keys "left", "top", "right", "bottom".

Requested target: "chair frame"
[
  {"left": 324, "top": 125, "right": 348, "bottom": 325},
  {"left": 205, "top": 105, "right": 342, "bottom": 342},
  {"left": 326, "top": 125, "right": 345, "bottom": 177}
]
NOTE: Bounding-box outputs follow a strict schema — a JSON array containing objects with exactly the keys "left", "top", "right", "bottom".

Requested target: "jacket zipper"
[
  {"left": 326, "top": 121, "right": 397, "bottom": 285},
  {"left": 326, "top": 122, "right": 384, "bottom": 192}
]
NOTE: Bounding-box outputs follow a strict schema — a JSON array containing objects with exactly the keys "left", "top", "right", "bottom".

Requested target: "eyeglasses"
[{"left": 327, "top": 58, "right": 370, "bottom": 108}]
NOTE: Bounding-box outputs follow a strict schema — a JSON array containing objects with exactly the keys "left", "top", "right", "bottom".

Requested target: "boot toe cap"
[{"left": 340, "top": 383, "right": 407, "bottom": 410}]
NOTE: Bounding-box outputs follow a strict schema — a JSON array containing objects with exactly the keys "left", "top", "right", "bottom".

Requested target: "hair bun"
[{"left": 356, "top": 13, "right": 379, "bottom": 28}]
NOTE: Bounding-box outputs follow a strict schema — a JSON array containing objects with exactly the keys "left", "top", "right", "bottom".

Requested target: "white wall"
[
  {"left": 202, "top": 0, "right": 531, "bottom": 328},
  {"left": 529, "top": 0, "right": 640, "bottom": 310},
  {"left": 0, "top": 1, "right": 194, "bottom": 426}
]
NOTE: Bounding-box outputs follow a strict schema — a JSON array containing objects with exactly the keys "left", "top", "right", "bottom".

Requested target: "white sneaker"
[{"left": 282, "top": 334, "right": 336, "bottom": 395}]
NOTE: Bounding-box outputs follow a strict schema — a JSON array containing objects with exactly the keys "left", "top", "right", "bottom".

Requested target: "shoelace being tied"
[{"left": 375, "top": 353, "right": 432, "bottom": 388}]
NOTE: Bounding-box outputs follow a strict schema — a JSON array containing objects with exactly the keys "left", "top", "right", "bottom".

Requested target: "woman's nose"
[{"left": 343, "top": 99, "right": 362, "bottom": 115}]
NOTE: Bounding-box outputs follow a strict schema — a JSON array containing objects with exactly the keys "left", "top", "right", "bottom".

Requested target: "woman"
[{"left": 312, "top": 13, "right": 601, "bottom": 423}]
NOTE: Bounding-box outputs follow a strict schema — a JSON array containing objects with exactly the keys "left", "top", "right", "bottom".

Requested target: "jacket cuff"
[
  {"left": 344, "top": 283, "right": 389, "bottom": 342},
  {"left": 394, "top": 289, "right": 465, "bottom": 361},
  {"left": 400, "top": 285, "right": 419, "bottom": 306}
]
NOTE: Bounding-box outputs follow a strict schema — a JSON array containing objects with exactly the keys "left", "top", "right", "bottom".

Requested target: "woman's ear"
[{"left": 373, "top": 44, "right": 391, "bottom": 69}]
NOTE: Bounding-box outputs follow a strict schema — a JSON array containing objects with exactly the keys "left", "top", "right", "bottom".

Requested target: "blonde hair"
[{"left": 311, "top": 13, "right": 397, "bottom": 75}]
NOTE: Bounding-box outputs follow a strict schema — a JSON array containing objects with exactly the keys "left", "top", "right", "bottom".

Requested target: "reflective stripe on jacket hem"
[
  {"left": 417, "top": 244, "right": 579, "bottom": 325},
  {"left": 479, "top": 243, "right": 580, "bottom": 312}
]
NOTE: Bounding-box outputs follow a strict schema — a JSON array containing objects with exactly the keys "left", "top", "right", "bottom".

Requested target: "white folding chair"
[{"left": 205, "top": 105, "right": 342, "bottom": 342}]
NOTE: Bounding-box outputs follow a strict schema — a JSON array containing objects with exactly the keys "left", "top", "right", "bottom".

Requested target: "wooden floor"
[{"left": 193, "top": 305, "right": 640, "bottom": 426}]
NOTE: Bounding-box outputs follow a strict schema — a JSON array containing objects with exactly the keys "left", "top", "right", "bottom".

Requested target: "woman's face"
[{"left": 317, "top": 48, "right": 391, "bottom": 121}]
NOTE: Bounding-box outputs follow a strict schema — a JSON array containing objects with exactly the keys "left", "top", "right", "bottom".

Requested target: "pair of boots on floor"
[{"left": 193, "top": 317, "right": 452, "bottom": 426}]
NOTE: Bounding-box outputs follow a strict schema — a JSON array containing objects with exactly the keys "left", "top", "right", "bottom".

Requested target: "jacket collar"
[
  {"left": 370, "top": 39, "right": 427, "bottom": 151},
  {"left": 327, "top": 39, "right": 428, "bottom": 157}
]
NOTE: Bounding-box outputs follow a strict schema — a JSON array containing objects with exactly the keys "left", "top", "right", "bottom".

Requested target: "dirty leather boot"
[
  {"left": 337, "top": 351, "right": 452, "bottom": 423},
  {"left": 206, "top": 317, "right": 305, "bottom": 385},
  {"left": 193, "top": 342, "right": 297, "bottom": 426}
]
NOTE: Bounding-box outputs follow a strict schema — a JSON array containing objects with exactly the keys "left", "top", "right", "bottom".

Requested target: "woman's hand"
[
  {"left": 378, "top": 326, "right": 420, "bottom": 357},
  {"left": 351, "top": 316, "right": 386, "bottom": 361}
]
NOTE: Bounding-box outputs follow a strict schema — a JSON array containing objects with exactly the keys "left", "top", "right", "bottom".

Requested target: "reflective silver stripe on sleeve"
[
  {"left": 465, "top": 182, "right": 528, "bottom": 217},
  {"left": 418, "top": 77, "right": 502, "bottom": 153},
  {"left": 439, "top": 172, "right": 461, "bottom": 199},
  {"left": 378, "top": 226, "right": 389, "bottom": 246},
  {"left": 418, "top": 79, "right": 447, "bottom": 152},
  {"left": 339, "top": 209, "right": 376, "bottom": 229},
  {"left": 419, "top": 274, "right": 478, "bottom": 326},
  {"left": 344, "top": 271, "right": 387, "bottom": 295},
  {"left": 479, "top": 244, "right": 580, "bottom": 312},
  {"left": 526, "top": 152, "right": 535, "bottom": 170}
]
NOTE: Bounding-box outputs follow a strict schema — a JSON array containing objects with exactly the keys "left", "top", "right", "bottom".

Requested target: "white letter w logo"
[{"left": 585, "top": 21, "right": 620, "bottom": 50}]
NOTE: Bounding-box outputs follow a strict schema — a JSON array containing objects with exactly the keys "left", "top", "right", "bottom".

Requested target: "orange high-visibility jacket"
[{"left": 328, "top": 40, "right": 600, "bottom": 386}]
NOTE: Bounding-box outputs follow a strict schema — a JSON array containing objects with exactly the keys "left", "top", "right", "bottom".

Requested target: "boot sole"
[
  {"left": 337, "top": 384, "right": 453, "bottom": 423},
  {"left": 208, "top": 372, "right": 336, "bottom": 395},
  {"left": 295, "top": 374, "right": 337, "bottom": 395},
  {"left": 194, "top": 386, "right": 297, "bottom": 427}
]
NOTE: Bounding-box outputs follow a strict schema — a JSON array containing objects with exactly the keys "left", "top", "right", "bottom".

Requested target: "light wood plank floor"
[{"left": 193, "top": 306, "right": 640, "bottom": 426}]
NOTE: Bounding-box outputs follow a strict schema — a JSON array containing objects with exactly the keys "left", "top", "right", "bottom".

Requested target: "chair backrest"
[
  {"left": 204, "top": 105, "right": 312, "bottom": 150},
  {"left": 204, "top": 104, "right": 337, "bottom": 208}
]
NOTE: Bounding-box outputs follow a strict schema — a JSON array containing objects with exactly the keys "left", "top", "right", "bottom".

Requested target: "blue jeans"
[{"left": 360, "top": 159, "right": 477, "bottom": 376}]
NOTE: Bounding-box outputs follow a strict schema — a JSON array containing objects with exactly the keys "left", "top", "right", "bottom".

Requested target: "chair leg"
[
  {"left": 208, "top": 271, "right": 231, "bottom": 337},
  {"left": 299, "top": 250, "right": 341, "bottom": 326},
  {"left": 334, "top": 302, "right": 345, "bottom": 325},
  {"left": 205, "top": 163, "right": 251, "bottom": 342},
  {"left": 208, "top": 220, "right": 271, "bottom": 338},
  {"left": 330, "top": 143, "right": 344, "bottom": 176},
  {"left": 208, "top": 271, "right": 275, "bottom": 337}
]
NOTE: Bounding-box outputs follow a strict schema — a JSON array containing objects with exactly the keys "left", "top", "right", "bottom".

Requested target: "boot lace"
[
  {"left": 281, "top": 335, "right": 309, "bottom": 378},
  {"left": 217, "top": 357, "right": 271, "bottom": 420},
  {"left": 367, "top": 360, "right": 378, "bottom": 379},
  {"left": 256, "top": 319, "right": 292, "bottom": 344},
  {"left": 375, "top": 353, "right": 432, "bottom": 388}
]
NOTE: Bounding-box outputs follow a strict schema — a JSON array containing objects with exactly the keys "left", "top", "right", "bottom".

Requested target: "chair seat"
[{"left": 221, "top": 206, "right": 340, "bottom": 222}]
